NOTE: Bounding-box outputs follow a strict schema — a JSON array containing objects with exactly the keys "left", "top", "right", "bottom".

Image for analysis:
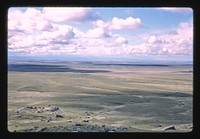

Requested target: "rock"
[
  {"left": 36, "top": 110, "right": 43, "bottom": 113},
  {"left": 16, "top": 115, "right": 22, "bottom": 118},
  {"left": 67, "top": 120, "right": 72, "bottom": 122},
  {"left": 85, "top": 111, "right": 94, "bottom": 116},
  {"left": 75, "top": 123, "right": 82, "bottom": 126},
  {"left": 154, "top": 124, "right": 162, "bottom": 127},
  {"left": 55, "top": 114, "right": 63, "bottom": 118},
  {"left": 83, "top": 119, "right": 89, "bottom": 122},
  {"left": 164, "top": 125, "right": 176, "bottom": 131},
  {"left": 25, "top": 106, "right": 33, "bottom": 110},
  {"left": 108, "top": 130, "right": 115, "bottom": 133},
  {"left": 35, "top": 127, "right": 47, "bottom": 132},
  {"left": 111, "top": 127, "right": 118, "bottom": 131},
  {"left": 187, "top": 124, "right": 193, "bottom": 129},
  {"left": 50, "top": 107, "right": 59, "bottom": 112},
  {"left": 25, "top": 106, "right": 37, "bottom": 110},
  {"left": 76, "top": 127, "right": 81, "bottom": 132},
  {"left": 19, "top": 124, "right": 129, "bottom": 132},
  {"left": 122, "top": 127, "right": 128, "bottom": 130},
  {"left": 46, "top": 119, "right": 50, "bottom": 122},
  {"left": 104, "top": 128, "right": 110, "bottom": 132}
]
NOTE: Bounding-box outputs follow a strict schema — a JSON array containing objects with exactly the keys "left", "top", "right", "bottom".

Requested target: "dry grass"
[{"left": 8, "top": 62, "right": 193, "bottom": 132}]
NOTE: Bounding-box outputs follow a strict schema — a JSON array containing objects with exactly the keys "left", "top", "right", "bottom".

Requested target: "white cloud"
[
  {"left": 8, "top": 23, "right": 75, "bottom": 50},
  {"left": 23, "top": 8, "right": 44, "bottom": 20},
  {"left": 8, "top": 7, "right": 192, "bottom": 58},
  {"left": 8, "top": 8, "right": 140, "bottom": 57},
  {"left": 94, "top": 20, "right": 110, "bottom": 29},
  {"left": 147, "top": 35, "right": 156, "bottom": 43},
  {"left": 44, "top": 24, "right": 75, "bottom": 39},
  {"left": 126, "top": 20, "right": 193, "bottom": 55},
  {"left": 147, "top": 35, "right": 167, "bottom": 44},
  {"left": 94, "top": 17, "right": 141, "bottom": 30},
  {"left": 8, "top": 8, "right": 50, "bottom": 34},
  {"left": 111, "top": 17, "right": 141, "bottom": 30},
  {"left": 115, "top": 37, "right": 128, "bottom": 44},
  {"left": 8, "top": 8, "right": 77, "bottom": 56},
  {"left": 105, "top": 36, "right": 128, "bottom": 47},
  {"left": 43, "top": 7, "right": 100, "bottom": 22},
  {"left": 86, "top": 27, "right": 112, "bottom": 38}
]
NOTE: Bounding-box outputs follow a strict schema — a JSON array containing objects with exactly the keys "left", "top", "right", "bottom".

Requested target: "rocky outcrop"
[{"left": 19, "top": 124, "right": 128, "bottom": 132}]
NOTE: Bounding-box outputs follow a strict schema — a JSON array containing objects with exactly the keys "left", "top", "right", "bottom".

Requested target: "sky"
[{"left": 8, "top": 7, "right": 193, "bottom": 62}]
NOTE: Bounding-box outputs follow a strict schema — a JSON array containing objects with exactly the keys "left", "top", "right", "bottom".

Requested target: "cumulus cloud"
[
  {"left": 43, "top": 24, "right": 75, "bottom": 39},
  {"left": 8, "top": 8, "right": 79, "bottom": 56},
  {"left": 8, "top": 8, "right": 53, "bottom": 34},
  {"left": 8, "top": 8, "right": 141, "bottom": 57},
  {"left": 86, "top": 27, "right": 112, "bottom": 38},
  {"left": 147, "top": 35, "right": 167, "bottom": 44},
  {"left": 43, "top": 7, "right": 101, "bottom": 22},
  {"left": 124, "top": 20, "right": 193, "bottom": 56},
  {"left": 94, "top": 16, "right": 141, "bottom": 30},
  {"left": 111, "top": 17, "right": 141, "bottom": 30},
  {"left": 8, "top": 23, "right": 75, "bottom": 49},
  {"left": 115, "top": 37, "right": 128, "bottom": 44},
  {"left": 105, "top": 36, "right": 128, "bottom": 47},
  {"left": 8, "top": 7, "right": 192, "bottom": 58},
  {"left": 94, "top": 20, "right": 110, "bottom": 29}
]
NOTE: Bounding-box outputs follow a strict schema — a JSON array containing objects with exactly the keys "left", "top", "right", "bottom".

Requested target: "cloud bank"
[
  {"left": 94, "top": 17, "right": 141, "bottom": 30},
  {"left": 8, "top": 7, "right": 193, "bottom": 60},
  {"left": 43, "top": 7, "right": 101, "bottom": 22}
]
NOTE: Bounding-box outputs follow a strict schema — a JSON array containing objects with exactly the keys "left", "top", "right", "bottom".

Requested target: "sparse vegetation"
[{"left": 8, "top": 61, "right": 193, "bottom": 132}]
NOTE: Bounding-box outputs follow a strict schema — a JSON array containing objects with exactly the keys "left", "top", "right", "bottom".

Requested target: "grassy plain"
[{"left": 8, "top": 61, "right": 193, "bottom": 132}]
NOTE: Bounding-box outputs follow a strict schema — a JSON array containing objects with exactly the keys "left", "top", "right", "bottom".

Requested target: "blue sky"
[{"left": 8, "top": 7, "right": 193, "bottom": 62}]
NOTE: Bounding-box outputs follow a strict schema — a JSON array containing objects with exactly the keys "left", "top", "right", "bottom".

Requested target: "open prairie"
[{"left": 8, "top": 61, "right": 193, "bottom": 132}]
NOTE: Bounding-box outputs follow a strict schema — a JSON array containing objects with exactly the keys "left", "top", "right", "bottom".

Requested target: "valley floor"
[{"left": 7, "top": 61, "right": 193, "bottom": 132}]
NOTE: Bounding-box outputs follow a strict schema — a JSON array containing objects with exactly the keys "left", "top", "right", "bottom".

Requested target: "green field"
[{"left": 8, "top": 61, "right": 193, "bottom": 132}]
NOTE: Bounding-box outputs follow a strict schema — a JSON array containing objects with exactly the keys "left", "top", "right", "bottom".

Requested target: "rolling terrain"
[{"left": 8, "top": 61, "right": 193, "bottom": 132}]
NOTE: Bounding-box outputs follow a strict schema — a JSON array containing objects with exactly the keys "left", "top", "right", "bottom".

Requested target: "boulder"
[
  {"left": 163, "top": 125, "right": 176, "bottom": 131},
  {"left": 50, "top": 107, "right": 59, "bottom": 112},
  {"left": 83, "top": 119, "right": 90, "bottom": 122},
  {"left": 55, "top": 114, "right": 63, "bottom": 118},
  {"left": 35, "top": 127, "right": 47, "bottom": 132}
]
